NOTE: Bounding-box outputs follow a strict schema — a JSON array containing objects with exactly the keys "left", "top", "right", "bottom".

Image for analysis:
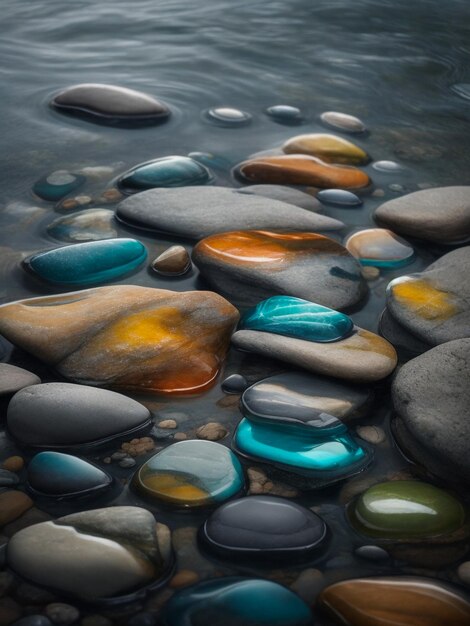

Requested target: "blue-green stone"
[
  {"left": 28, "top": 451, "right": 112, "bottom": 498},
  {"left": 162, "top": 578, "right": 312, "bottom": 626},
  {"left": 23, "top": 238, "right": 147, "bottom": 285},
  {"left": 33, "top": 171, "right": 86, "bottom": 202},
  {"left": 239, "top": 295, "right": 353, "bottom": 343},
  {"left": 117, "top": 156, "right": 212, "bottom": 194}
]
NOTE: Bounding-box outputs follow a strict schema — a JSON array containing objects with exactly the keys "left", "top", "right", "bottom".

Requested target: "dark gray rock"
[
  {"left": 116, "top": 186, "right": 343, "bottom": 239},
  {"left": 238, "top": 185, "right": 322, "bottom": 211},
  {"left": 7, "top": 383, "right": 151, "bottom": 448},
  {"left": 378, "top": 309, "right": 431, "bottom": 357},
  {"left": 374, "top": 186, "right": 470, "bottom": 244},
  {"left": 392, "top": 339, "right": 470, "bottom": 486},
  {"left": 221, "top": 374, "right": 248, "bottom": 394},
  {"left": 0, "top": 363, "right": 40, "bottom": 397}
]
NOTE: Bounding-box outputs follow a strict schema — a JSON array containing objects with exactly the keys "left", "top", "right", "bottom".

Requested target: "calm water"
[{"left": 1, "top": 0, "right": 470, "bottom": 619}]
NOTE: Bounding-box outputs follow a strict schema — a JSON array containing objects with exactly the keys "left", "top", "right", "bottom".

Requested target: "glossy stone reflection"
[
  {"left": 201, "top": 496, "right": 328, "bottom": 560},
  {"left": 240, "top": 296, "right": 354, "bottom": 343},
  {"left": 266, "top": 105, "right": 303, "bottom": 124},
  {"left": 317, "top": 189, "right": 362, "bottom": 207},
  {"left": 33, "top": 171, "right": 85, "bottom": 202},
  {"left": 117, "top": 156, "right": 212, "bottom": 194},
  {"left": 47, "top": 209, "right": 117, "bottom": 242},
  {"left": 204, "top": 107, "right": 252, "bottom": 126},
  {"left": 345, "top": 228, "right": 414, "bottom": 268},
  {"left": 282, "top": 133, "right": 369, "bottom": 164},
  {"left": 320, "top": 111, "right": 366, "bottom": 133},
  {"left": 151, "top": 245, "right": 191, "bottom": 276},
  {"left": 133, "top": 440, "right": 244, "bottom": 508}
]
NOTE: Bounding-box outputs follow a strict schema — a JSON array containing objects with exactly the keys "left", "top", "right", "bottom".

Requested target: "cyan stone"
[
  {"left": 239, "top": 296, "right": 354, "bottom": 343},
  {"left": 117, "top": 156, "right": 212, "bottom": 194},
  {"left": 23, "top": 238, "right": 147, "bottom": 286},
  {"left": 33, "top": 171, "right": 86, "bottom": 202}
]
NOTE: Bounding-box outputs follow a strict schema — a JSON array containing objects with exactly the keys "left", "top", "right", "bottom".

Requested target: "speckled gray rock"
[
  {"left": 0, "top": 363, "right": 40, "bottom": 397},
  {"left": 378, "top": 309, "right": 431, "bottom": 357},
  {"left": 386, "top": 247, "right": 470, "bottom": 346},
  {"left": 238, "top": 185, "right": 322, "bottom": 211},
  {"left": 374, "top": 187, "right": 470, "bottom": 244},
  {"left": 116, "top": 186, "right": 343, "bottom": 239},
  {"left": 7, "top": 383, "right": 151, "bottom": 448},
  {"left": 392, "top": 339, "right": 470, "bottom": 486},
  {"left": 7, "top": 506, "right": 173, "bottom": 601}
]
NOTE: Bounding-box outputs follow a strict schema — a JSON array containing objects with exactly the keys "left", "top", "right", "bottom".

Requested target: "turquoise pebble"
[
  {"left": 117, "top": 156, "right": 212, "bottom": 193},
  {"left": 33, "top": 171, "right": 85, "bottom": 202}
]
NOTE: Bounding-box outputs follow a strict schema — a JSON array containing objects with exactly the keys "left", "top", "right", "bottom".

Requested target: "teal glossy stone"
[
  {"left": 239, "top": 295, "right": 353, "bottom": 343},
  {"left": 117, "top": 156, "right": 212, "bottom": 194},
  {"left": 33, "top": 170, "right": 86, "bottom": 201},
  {"left": 23, "top": 238, "right": 147, "bottom": 286},
  {"left": 27, "top": 451, "right": 112, "bottom": 498},
  {"left": 161, "top": 577, "right": 312, "bottom": 626},
  {"left": 233, "top": 418, "right": 371, "bottom": 485}
]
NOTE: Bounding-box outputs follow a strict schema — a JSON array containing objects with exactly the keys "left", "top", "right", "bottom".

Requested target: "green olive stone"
[{"left": 350, "top": 480, "right": 465, "bottom": 539}]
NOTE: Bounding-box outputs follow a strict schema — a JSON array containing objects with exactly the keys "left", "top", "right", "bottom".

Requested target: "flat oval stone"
[
  {"left": 317, "top": 189, "right": 362, "bottom": 207},
  {"left": 232, "top": 327, "right": 397, "bottom": 383},
  {"left": 117, "top": 157, "right": 212, "bottom": 194},
  {"left": 7, "top": 506, "right": 173, "bottom": 601},
  {"left": 192, "top": 230, "right": 367, "bottom": 309},
  {"left": 241, "top": 372, "right": 373, "bottom": 430},
  {"left": 221, "top": 373, "right": 248, "bottom": 394},
  {"left": 23, "top": 238, "right": 147, "bottom": 286},
  {"left": 239, "top": 185, "right": 321, "bottom": 210},
  {"left": 0, "top": 363, "right": 40, "bottom": 397},
  {"left": 349, "top": 480, "right": 465, "bottom": 539},
  {"left": 151, "top": 246, "right": 191, "bottom": 276},
  {"left": 237, "top": 155, "right": 371, "bottom": 189},
  {"left": 162, "top": 578, "right": 312, "bottom": 626},
  {"left": 133, "top": 440, "right": 244, "bottom": 508},
  {"left": 0, "top": 286, "right": 238, "bottom": 395},
  {"left": 33, "top": 171, "right": 86, "bottom": 202},
  {"left": 201, "top": 496, "right": 327, "bottom": 559},
  {"left": 116, "top": 186, "right": 343, "bottom": 239},
  {"left": 27, "top": 452, "right": 112, "bottom": 498},
  {"left": 266, "top": 105, "right": 303, "bottom": 124},
  {"left": 7, "top": 383, "right": 151, "bottom": 448},
  {"left": 318, "top": 576, "right": 470, "bottom": 626},
  {"left": 372, "top": 160, "right": 404, "bottom": 173},
  {"left": 240, "top": 296, "right": 353, "bottom": 343},
  {"left": 233, "top": 418, "right": 372, "bottom": 487},
  {"left": 47, "top": 209, "right": 117, "bottom": 242},
  {"left": 345, "top": 228, "right": 414, "bottom": 268},
  {"left": 204, "top": 107, "right": 252, "bottom": 126},
  {"left": 374, "top": 186, "right": 470, "bottom": 244},
  {"left": 282, "top": 133, "right": 369, "bottom": 164},
  {"left": 51, "top": 84, "right": 171, "bottom": 125},
  {"left": 320, "top": 111, "right": 366, "bottom": 133},
  {"left": 355, "top": 545, "right": 389, "bottom": 561}
]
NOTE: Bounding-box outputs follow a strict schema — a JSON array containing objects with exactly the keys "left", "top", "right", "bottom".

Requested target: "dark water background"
[{"left": 1, "top": 0, "right": 470, "bottom": 617}]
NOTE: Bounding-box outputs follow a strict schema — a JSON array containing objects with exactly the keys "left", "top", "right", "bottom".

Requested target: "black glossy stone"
[
  {"left": 355, "top": 545, "right": 389, "bottom": 562},
  {"left": 221, "top": 374, "right": 248, "bottom": 394},
  {"left": 201, "top": 496, "right": 328, "bottom": 561}
]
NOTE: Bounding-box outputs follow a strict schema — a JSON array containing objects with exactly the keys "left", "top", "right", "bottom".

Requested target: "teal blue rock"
[
  {"left": 233, "top": 418, "right": 372, "bottom": 487},
  {"left": 117, "top": 156, "right": 212, "bottom": 194},
  {"left": 161, "top": 577, "right": 312, "bottom": 626},
  {"left": 23, "top": 238, "right": 147, "bottom": 286},
  {"left": 239, "top": 295, "right": 353, "bottom": 343},
  {"left": 27, "top": 451, "right": 112, "bottom": 498},
  {"left": 33, "top": 170, "right": 86, "bottom": 201}
]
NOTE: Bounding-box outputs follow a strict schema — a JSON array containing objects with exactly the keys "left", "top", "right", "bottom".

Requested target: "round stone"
[
  {"left": 372, "top": 160, "right": 405, "bottom": 173},
  {"left": 27, "top": 452, "right": 112, "bottom": 498},
  {"left": 320, "top": 111, "right": 366, "bottom": 133},
  {"left": 23, "top": 238, "right": 147, "bottom": 286},
  {"left": 0, "top": 363, "right": 40, "bottom": 397},
  {"left": 132, "top": 440, "right": 245, "bottom": 508},
  {"left": 349, "top": 480, "right": 465, "bottom": 539},
  {"left": 7, "top": 383, "right": 151, "bottom": 448},
  {"left": 354, "top": 545, "right": 389, "bottom": 561},
  {"left": 266, "top": 105, "right": 302, "bottom": 123},
  {"left": 151, "top": 246, "right": 191, "bottom": 276},
  {"left": 204, "top": 107, "right": 252, "bottom": 126},
  {"left": 33, "top": 171, "right": 85, "bottom": 202},
  {"left": 345, "top": 228, "right": 414, "bottom": 268},
  {"left": 221, "top": 374, "right": 248, "bottom": 394},
  {"left": 162, "top": 578, "right": 312, "bottom": 626},
  {"left": 201, "top": 496, "right": 328, "bottom": 560},
  {"left": 316, "top": 189, "right": 362, "bottom": 207},
  {"left": 47, "top": 209, "right": 117, "bottom": 242},
  {"left": 45, "top": 603, "right": 80, "bottom": 625},
  {"left": 282, "top": 133, "right": 369, "bottom": 164},
  {"left": 117, "top": 156, "right": 212, "bottom": 194}
]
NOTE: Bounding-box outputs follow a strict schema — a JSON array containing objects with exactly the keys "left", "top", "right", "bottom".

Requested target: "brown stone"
[
  {"left": 196, "top": 422, "right": 228, "bottom": 441},
  {"left": 157, "top": 419, "right": 178, "bottom": 429},
  {"left": 283, "top": 133, "right": 369, "bottom": 164},
  {"left": 169, "top": 570, "right": 199, "bottom": 589},
  {"left": 1, "top": 457, "right": 24, "bottom": 473},
  {"left": 0, "top": 492, "right": 33, "bottom": 528},
  {"left": 151, "top": 246, "right": 191, "bottom": 276},
  {"left": 0, "top": 597, "right": 22, "bottom": 626}
]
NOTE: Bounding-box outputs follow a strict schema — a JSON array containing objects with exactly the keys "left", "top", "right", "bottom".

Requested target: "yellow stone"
[
  {"left": 390, "top": 278, "right": 457, "bottom": 321},
  {"left": 282, "top": 133, "right": 369, "bottom": 164}
]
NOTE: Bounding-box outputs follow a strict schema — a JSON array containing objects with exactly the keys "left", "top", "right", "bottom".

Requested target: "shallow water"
[{"left": 1, "top": 0, "right": 470, "bottom": 621}]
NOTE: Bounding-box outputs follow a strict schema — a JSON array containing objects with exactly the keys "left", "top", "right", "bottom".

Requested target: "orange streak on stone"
[{"left": 391, "top": 278, "right": 457, "bottom": 321}]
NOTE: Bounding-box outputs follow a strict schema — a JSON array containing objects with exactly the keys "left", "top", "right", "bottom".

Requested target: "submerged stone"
[
  {"left": 221, "top": 374, "right": 248, "bottom": 394},
  {"left": 23, "top": 238, "right": 147, "bottom": 286},
  {"left": 240, "top": 296, "right": 354, "bottom": 342},
  {"left": 7, "top": 507, "right": 173, "bottom": 601},
  {"left": 7, "top": 383, "right": 151, "bottom": 448},
  {"left": 349, "top": 481, "right": 465, "bottom": 540},
  {"left": 316, "top": 189, "right": 362, "bottom": 207},
  {"left": 204, "top": 107, "right": 252, "bottom": 126},
  {"left": 117, "top": 156, "right": 212, "bottom": 194},
  {"left": 318, "top": 576, "right": 470, "bottom": 626},
  {"left": 282, "top": 133, "right": 369, "bottom": 164},
  {"left": 372, "top": 160, "right": 404, "bottom": 173},
  {"left": 33, "top": 171, "right": 86, "bottom": 202},
  {"left": 266, "top": 105, "right": 303, "bottom": 124},
  {"left": 201, "top": 496, "right": 327, "bottom": 560},
  {"left": 192, "top": 230, "right": 367, "bottom": 309},
  {"left": 151, "top": 246, "right": 191, "bottom": 276},
  {"left": 320, "top": 111, "right": 366, "bottom": 134},
  {"left": 51, "top": 84, "right": 171, "bottom": 125},
  {"left": 133, "top": 440, "right": 244, "bottom": 508},
  {"left": 0, "top": 286, "right": 238, "bottom": 394},
  {"left": 237, "top": 155, "right": 371, "bottom": 188},
  {"left": 345, "top": 228, "right": 414, "bottom": 268},
  {"left": 27, "top": 452, "right": 112, "bottom": 498},
  {"left": 47, "top": 209, "right": 117, "bottom": 242},
  {"left": 162, "top": 578, "right": 312, "bottom": 626},
  {"left": 0, "top": 363, "right": 40, "bottom": 397}
]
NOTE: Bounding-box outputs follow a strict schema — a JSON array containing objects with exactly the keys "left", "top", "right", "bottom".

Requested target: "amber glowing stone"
[
  {"left": 282, "top": 133, "right": 369, "bottom": 164},
  {"left": 389, "top": 277, "right": 457, "bottom": 322},
  {"left": 0, "top": 286, "right": 239, "bottom": 395},
  {"left": 237, "top": 155, "right": 371, "bottom": 189}
]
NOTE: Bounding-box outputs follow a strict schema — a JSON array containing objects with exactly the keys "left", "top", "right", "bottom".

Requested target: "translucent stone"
[
  {"left": 345, "top": 228, "right": 414, "bottom": 268},
  {"left": 117, "top": 156, "right": 212, "bottom": 194},
  {"left": 33, "top": 171, "right": 86, "bottom": 202}
]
